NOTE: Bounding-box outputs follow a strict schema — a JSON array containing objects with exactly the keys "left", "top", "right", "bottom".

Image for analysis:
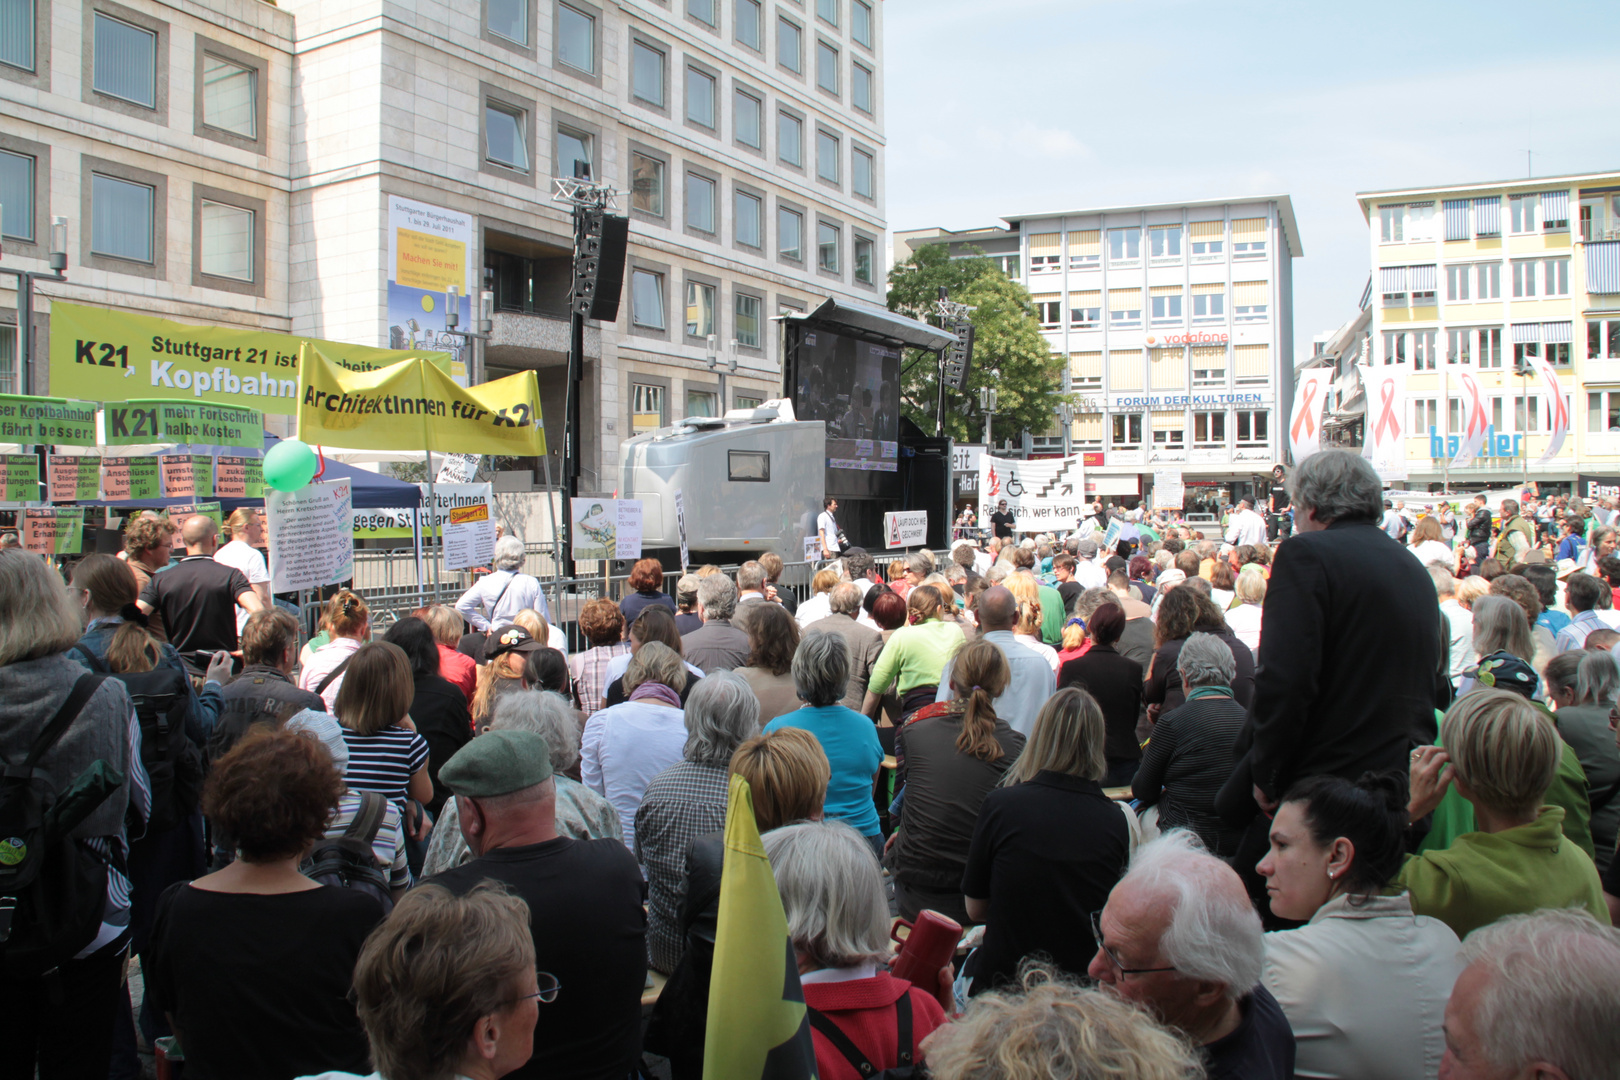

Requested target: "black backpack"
[
  {"left": 806, "top": 991, "right": 919, "bottom": 1079},
  {"left": 0, "top": 674, "right": 123, "bottom": 980},
  {"left": 301, "top": 791, "right": 395, "bottom": 914},
  {"left": 74, "top": 645, "right": 204, "bottom": 835}
]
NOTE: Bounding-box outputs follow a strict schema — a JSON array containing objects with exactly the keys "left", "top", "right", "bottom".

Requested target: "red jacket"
[
  {"left": 802, "top": 973, "right": 946, "bottom": 1080},
  {"left": 437, "top": 642, "right": 477, "bottom": 705}
]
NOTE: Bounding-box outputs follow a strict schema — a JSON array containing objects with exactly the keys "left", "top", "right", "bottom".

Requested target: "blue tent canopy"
[{"left": 79, "top": 433, "right": 424, "bottom": 511}]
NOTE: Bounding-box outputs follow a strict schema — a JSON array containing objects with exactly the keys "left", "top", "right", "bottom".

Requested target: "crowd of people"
[{"left": 4, "top": 449, "right": 1619, "bottom": 1080}]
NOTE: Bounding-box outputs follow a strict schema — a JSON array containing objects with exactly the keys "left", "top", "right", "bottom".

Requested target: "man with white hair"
[
  {"left": 1441, "top": 909, "right": 1620, "bottom": 1080},
  {"left": 455, "top": 533, "right": 547, "bottom": 631},
  {"left": 1088, "top": 830, "right": 1294, "bottom": 1079},
  {"left": 1224, "top": 499, "right": 1267, "bottom": 548},
  {"left": 681, "top": 574, "right": 751, "bottom": 672}
]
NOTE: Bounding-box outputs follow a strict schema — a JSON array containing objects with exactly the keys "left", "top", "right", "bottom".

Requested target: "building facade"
[
  {"left": 1, "top": 0, "right": 887, "bottom": 493},
  {"left": 900, "top": 197, "right": 1301, "bottom": 511},
  {"left": 1357, "top": 170, "right": 1620, "bottom": 492}
]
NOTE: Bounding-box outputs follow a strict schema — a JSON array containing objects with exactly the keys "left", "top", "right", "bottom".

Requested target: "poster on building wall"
[
  {"left": 387, "top": 196, "right": 474, "bottom": 383},
  {"left": 976, "top": 454, "right": 1087, "bottom": 532},
  {"left": 1357, "top": 364, "right": 1408, "bottom": 482}
]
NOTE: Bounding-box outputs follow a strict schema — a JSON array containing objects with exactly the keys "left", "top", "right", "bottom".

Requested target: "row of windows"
[
  {"left": 628, "top": 37, "right": 875, "bottom": 197},
  {"left": 1381, "top": 258, "right": 1574, "bottom": 306},
  {"left": 1067, "top": 345, "right": 1274, "bottom": 391},
  {"left": 1410, "top": 395, "right": 1567, "bottom": 437},
  {"left": 1091, "top": 410, "right": 1271, "bottom": 451},
  {"left": 1378, "top": 192, "right": 1570, "bottom": 243},
  {"left": 627, "top": 380, "right": 770, "bottom": 431},
  {"left": 626, "top": 150, "right": 875, "bottom": 283},
  {"left": 1033, "top": 283, "right": 1268, "bottom": 330},
  {"left": 626, "top": 243, "right": 866, "bottom": 338},
  {"left": 1379, "top": 325, "right": 1576, "bottom": 369},
  {"left": 0, "top": 151, "right": 258, "bottom": 282},
  {"left": 1027, "top": 220, "right": 1268, "bottom": 273}
]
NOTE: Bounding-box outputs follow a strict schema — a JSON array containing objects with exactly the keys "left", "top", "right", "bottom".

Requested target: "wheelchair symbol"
[{"left": 1005, "top": 478, "right": 1025, "bottom": 497}]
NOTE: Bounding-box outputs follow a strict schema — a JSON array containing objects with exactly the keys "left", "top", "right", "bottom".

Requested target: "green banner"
[
  {"left": 214, "top": 455, "right": 264, "bottom": 498},
  {"left": 48, "top": 455, "right": 101, "bottom": 501},
  {"left": 101, "top": 456, "right": 161, "bottom": 500},
  {"left": 0, "top": 395, "right": 99, "bottom": 446},
  {"left": 0, "top": 455, "right": 41, "bottom": 501},
  {"left": 103, "top": 400, "right": 263, "bottom": 448},
  {"left": 23, "top": 507, "right": 84, "bottom": 554}
]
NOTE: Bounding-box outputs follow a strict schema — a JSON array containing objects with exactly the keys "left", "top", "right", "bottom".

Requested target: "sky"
[{"left": 882, "top": 0, "right": 1620, "bottom": 363}]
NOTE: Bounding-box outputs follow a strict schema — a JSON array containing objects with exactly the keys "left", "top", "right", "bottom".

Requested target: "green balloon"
[{"left": 264, "top": 439, "right": 319, "bottom": 492}]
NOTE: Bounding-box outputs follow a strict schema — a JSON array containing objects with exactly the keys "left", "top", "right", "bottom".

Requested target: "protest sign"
[
  {"left": 161, "top": 455, "right": 214, "bottom": 499},
  {"left": 442, "top": 501, "right": 496, "bottom": 572},
  {"left": 1153, "top": 468, "right": 1185, "bottom": 510},
  {"left": 48, "top": 301, "right": 447, "bottom": 416},
  {"left": 213, "top": 456, "right": 265, "bottom": 498},
  {"left": 804, "top": 536, "right": 821, "bottom": 562},
  {"left": 0, "top": 395, "right": 98, "bottom": 446},
  {"left": 977, "top": 454, "right": 1087, "bottom": 532},
  {"left": 164, "top": 502, "right": 223, "bottom": 533},
  {"left": 673, "top": 489, "right": 689, "bottom": 571},
  {"left": 883, "top": 510, "right": 928, "bottom": 549},
  {"left": 267, "top": 479, "right": 355, "bottom": 592},
  {"left": 436, "top": 452, "right": 480, "bottom": 484},
  {"left": 23, "top": 507, "right": 84, "bottom": 554},
  {"left": 570, "top": 499, "right": 642, "bottom": 561},
  {"left": 103, "top": 400, "right": 263, "bottom": 448},
  {"left": 100, "top": 456, "right": 161, "bottom": 500},
  {"left": 298, "top": 344, "right": 544, "bottom": 457},
  {"left": 48, "top": 455, "right": 102, "bottom": 501},
  {"left": 0, "top": 455, "right": 41, "bottom": 501}
]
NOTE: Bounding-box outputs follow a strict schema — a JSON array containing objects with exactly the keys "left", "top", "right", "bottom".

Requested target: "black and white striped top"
[{"left": 340, "top": 726, "right": 429, "bottom": 814}]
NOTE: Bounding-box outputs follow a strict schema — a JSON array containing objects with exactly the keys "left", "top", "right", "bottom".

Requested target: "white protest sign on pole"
[
  {"left": 416, "top": 483, "right": 495, "bottom": 534},
  {"left": 1153, "top": 468, "right": 1185, "bottom": 510},
  {"left": 883, "top": 510, "right": 928, "bottom": 549},
  {"left": 442, "top": 500, "right": 496, "bottom": 572},
  {"left": 436, "top": 453, "right": 480, "bottom": 485},
  {"left": 977, "top": 453, "right": 1086, "bottom": 532},
  {"left": 570, "top": 498, "right": 643, "bottom": 561},
  {"left": 673, "top": 489, "right": 689, "bottom": 571},
  {"left": 804, "top": 536, "right": 821, "bottom": 562},
  {"left": 267, "top": 479, "right": 355, "bottom": 592}
]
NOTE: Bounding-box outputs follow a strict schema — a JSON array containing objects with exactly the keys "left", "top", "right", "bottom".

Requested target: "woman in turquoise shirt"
[
  {"left": 764, "top": 632, "right": 885, "bottom": 856},
  {"left": 862, "top": 586, "right": 965, "bottom": 718}
]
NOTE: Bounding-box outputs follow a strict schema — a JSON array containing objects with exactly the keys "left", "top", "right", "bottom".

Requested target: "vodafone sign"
[{"left": 1145, "top": 331, "right": 1229, "bottom": 347}]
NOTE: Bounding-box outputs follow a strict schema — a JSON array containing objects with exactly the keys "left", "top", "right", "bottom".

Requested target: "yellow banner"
[
  {"left": 48, "top": 302, "right": 449, "bottom": 417},
  {"left": 296, "top": 343, "right": 545, "bottom": 456}
]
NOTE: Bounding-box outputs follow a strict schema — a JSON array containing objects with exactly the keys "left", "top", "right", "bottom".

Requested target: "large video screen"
[{"left": 790, "top": 326, "right": 902, "bottom": 490}]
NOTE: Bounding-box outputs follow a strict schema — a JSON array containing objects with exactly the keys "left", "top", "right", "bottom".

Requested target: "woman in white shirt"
[
  {"left": 1408, "top": 515, "right": 1456, "bottom": 570},
  {"left": 1257, "top": 773, "right": 1461, "bottom": 1080},
  {"left": 1223, "top": 565, "right": 1266, "bottom": 653},
  {"left": 214, "top": 508, "right": 272, "bottom": 633},
  {"left": 298, "top": 590, "right": 371, "bottom": 711},
  {"left": 580, "top": 641, "right": 691, "bottom": 850}
]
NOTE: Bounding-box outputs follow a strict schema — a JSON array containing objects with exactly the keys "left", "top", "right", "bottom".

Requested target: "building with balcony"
[
  {"left": 1357, "top": 170, "right": 1620, "bottom": 491},
  {"left": 1, "top": 0, "right": 887, "bottom": 492},
  {"left": 900, "top": 197, "right": 1302, "bottom": 509}
]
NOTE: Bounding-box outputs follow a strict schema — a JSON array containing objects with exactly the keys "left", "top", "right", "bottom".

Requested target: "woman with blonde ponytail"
[
  {"left": 888, "top": 638, "right": 1026, "bottom": 923},
  {"left": 863, "top": 584, "right": 966, "bottom": 720}
]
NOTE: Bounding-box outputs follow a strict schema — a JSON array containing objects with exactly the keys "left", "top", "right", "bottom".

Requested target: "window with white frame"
[
  {"left": 1034, "top": 297, "right": 1061, "bottom": 329},
  {"left": 1446, "top": 264, "right": 1470, "bottom": 302},
  {"left": 1478, "top": 327, "right": 1504, "bottom": 369},
  {"left": 1191, "top": 284, "right": 1224, "bottom": 321},
  {"left": 685, "top": 280, "right": 715, "bottom": 337},
  {"left": 1233, "top": 281, "right": 1268, "bottom": 322},
  {"left": 1410, "top": 265, "right": 1437, "bottom": 306},
  {"left": 779, "top": 206, "right": 803, "bottom": 261},
  {"left": 1233, "top": 345, "right": 1269, "bottom": 385},
  {"left": 91, "top": 173, "right": 155, "bottom": 262},
  {"left": 201, "top": 55, "right": 257, "bottom": 138},
  {"left": 1512, "top": 338, "right": 1539, "bottom": 368},
  {"left": 1150, "top": 289, "right": 1183, "bottom": 324},
  {"left": 735, "top": 190, "right": 762, "bottom": 248},
  {"left": 1028, "top": 233, "right": 1060, "bottom": 271},
  {"left": 1068, "top": 293, "right": 1100, "bottom": 329},
  {"left": 1107, "top": 227, "right": 1140, "bottom": 262},
  {"left": 1476, "top": 262, "right": 1501, "bottom": 299},
  {"left": 1448, "top": 396, "right": 1463, "bottom": 434},
  {"left": 630, "top": 269, "right": 665, "bottom": 329},
  {"left": 1589, "top": 318, "right": 1620, "bottom": 361},
  {"left": 1543, "top": 191, "right": 1570, "bottom": 231},
  {"left": 1413, "top": 329, "right": 1438, "bottom": 371},
  {"left": 1510, "top": 193, "right": 1539, "bottom": 234},
  {"left": 632, "top": 41, "right": 665, "bottom": 106},
  {"left": 484, "top": 102, "right": 528, "bottom": 171},
  {"left": 1192, "top": 410, "right": 1225, "bottom": 447},
  {"left": 1073, "top": 412, "right": 1103, "bottom": 448},
  {"left": 1511, "top": 259, "right": 1538, "bottom": 298},
  {"left": 1411, "top": 398, "right": 1438, "bottom": 434},
  {"left": 199, "top": 200, "right": 253, "bottom": 281},
  {"left": 0, "top": 150, "right": 34, "bottom": 241},
  {"left": 1543, "top": 258, "right": 1570, "bottom": 297},
  {"left": 852, "top": 0, "right": 872, "bottom": 46},
  {"left": 685, "top": 173, "right": 715, "bottom": 234},
  {"left": 1235, "top": 410, "right": 1268, "bottom": 446},
  {"left": 1513, "top": 395, "right": 1542, "bottom": 433},
  {"left": 1191, "top": 347, "right": 1226, "bottom": 387},
  {"left": 737, "top": 0, "right": 762, "bottom": 49},
  {"left": 1383, "top": 330, "right": 1407, "bottom": 365},
  {"left": 1068, "top": 231, "right": 1100, "bottom": 269},
  {"left": 557, "top": 4, "right": 595, "bottom": 72},
  {"left": 93, "top": 13, "right": 157, "bottom": 107},
  {"left": 1589, "top": 391, "right": 1620, "bottom": 433},
  {"left": 686, "top": 67, "right": 716, "bottom": 128},
  {"left": 1447, "top": 328, "right": 1471, "bottom": 365},
  {"left": 1149, "top": 225, "right": 1182, "bottom": 259},
  {"left": 778, "top": 111, "right": 802, "bottom": 167},
  {"left": 1111, "top": 413, "right": 1143, "bottom": 449},
  {"left": 854, "top": 236, "right": 874, "bottom": 284},
  {"left": 1232, "top": 218, "right": 1266, "bottom": 256},
  {"left": 1070, "top": 352, "right": 1102, "bottom": 389},
  {"left": 1379, "top": 204, "right": 1404, "bottom": 243},
  {"left": 686, "top": 389, "right": 718, "bottom": 418},
  {"left": 1405, "top": 203, "right": 1435, "bottom": 242},
  {"left": 1108, "top": 289, "right": 1142, "bottom": 327},
  {"left": 1151, "top": 412, "right": 1185, "bottom": 450},
  {"left": 632, "top": 382, "right": 667, "bottom": 430},
  {"left": 778, "top": 17, "right": 802, "bottom": 72},
  {"left": 1190, "top": 220, "right": 1223, "bottom": 256}
]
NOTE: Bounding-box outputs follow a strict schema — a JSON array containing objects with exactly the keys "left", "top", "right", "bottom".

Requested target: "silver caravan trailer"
[{"left": 619, "top": 399, "right": 826, "bottom": 561}]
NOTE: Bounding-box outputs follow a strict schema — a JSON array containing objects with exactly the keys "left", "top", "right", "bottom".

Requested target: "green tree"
[{"left": 886, "top": 243, "right": 1067, "bottom": 446}]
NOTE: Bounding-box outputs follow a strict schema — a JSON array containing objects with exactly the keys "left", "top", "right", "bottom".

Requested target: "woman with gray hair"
[
  {"left": 764, "top": 821, "right": 949, "bottom": 1077},
  {"left": 581, "top": 640, "right": 690, "bottom": 849},
  {"left": 420, "top": 690, "right": 624, "bottom": 876},
  {"left": 637, "top": 671, "right": 761, "bottom": 973},
  {"left": 1459, "top": 595, "right": 1536, "bottom": 697},
  {"left": 1132, "top": 632, "right": 1248, "bottom": 857},
  {"left": 1545, "top": 650, "right": 1620, "bottom": 873},
  {"left": 763, "top": 632, "right": 885, "bottom": 854},
  {"left": 454, "top": 532, "right": 548, "bottom": 633}
]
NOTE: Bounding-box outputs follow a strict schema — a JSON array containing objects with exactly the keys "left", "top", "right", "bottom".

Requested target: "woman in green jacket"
[
  {"left": 863, "top": 585, "right": 965, "bottom": 719},
  {"left": 1399, "top": 689, "right": 1608, "bottom": 939}
]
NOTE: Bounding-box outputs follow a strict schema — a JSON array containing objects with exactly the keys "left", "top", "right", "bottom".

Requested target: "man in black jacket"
[
  {"left": 209, "top": 609, "right": 324, "bottom": 762},
  {"left": 1218, "top": 451, "right": 1445, "bottom": 904},
  {"left": 1466, "top": 493, "right": 1494, "bottom": 565}
]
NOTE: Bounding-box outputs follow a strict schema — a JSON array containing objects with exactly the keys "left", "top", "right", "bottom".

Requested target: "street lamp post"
[
  {"left": 706, "top": 333, "right": 737, "bottom": 413},
  {"left": 1, "top": 216, "right": 69, "bottom": 396},
  {"left": 979, "top": 385, "right": 997, "bottom": 447}
]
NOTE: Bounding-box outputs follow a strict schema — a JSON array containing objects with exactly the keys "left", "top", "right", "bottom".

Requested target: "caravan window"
[{"left": 728, "top": 450, "right": 770, "bottom": 482}]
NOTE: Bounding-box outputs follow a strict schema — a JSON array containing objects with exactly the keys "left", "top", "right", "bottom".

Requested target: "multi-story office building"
[
  {"left": 899, "top": 196, "right": 1301, "bottom": 510},
  {"left": 1, "top": 0, "right": 887, "bottom": 492},
  {"left": 1357, "top": 170, "right": 1620, "bottom": 490}
]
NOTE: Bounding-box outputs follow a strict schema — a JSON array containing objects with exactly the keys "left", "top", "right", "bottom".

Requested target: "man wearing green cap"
[{"left": 424, "top": 730, "right": 647, "bottom": 1080}]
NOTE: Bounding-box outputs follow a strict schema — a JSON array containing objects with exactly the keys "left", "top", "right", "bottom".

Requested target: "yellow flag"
[
  {"left": 704, "top": 774, "right": 818, "bottom": 1080},
  {"left": 296, "top": 343, "right": 545, "bottom": 456}
]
